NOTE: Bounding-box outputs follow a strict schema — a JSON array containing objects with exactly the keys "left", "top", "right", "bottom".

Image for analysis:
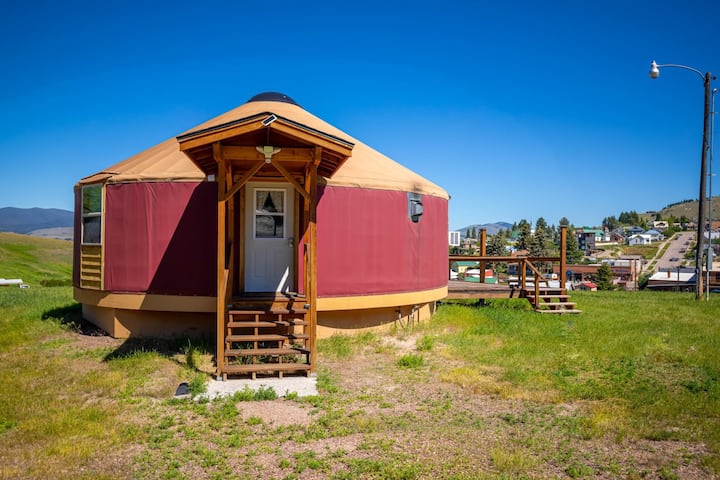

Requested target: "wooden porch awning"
[{"left": 176, "top": 95, "right": 354, "bottom": 180}]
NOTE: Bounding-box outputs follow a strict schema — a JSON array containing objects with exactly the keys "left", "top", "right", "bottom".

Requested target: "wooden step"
[
  {"left": 227, "top": 321, "right": 279, "bottom": 328},
  {"left": 523, "top": 289, "right": 564, "bottom": 294},
  {"left": 226, "top": 333, "right": 309, "bottom": 343},
  {"left": 268, "top": 308, "right": 308, "bottom": 315},
  {"left": 272, "top": 319, "right": 308, "bottom": 326},
  {"left": 222, "top": 363, "right": 311, "bottom": 374},
  {"left": 528, "top": 297, "right": 570, "bottom": 304},
  {"left": 229, "top": 309, "right": 307, "bottom": 315},
  {"left": 228, "top": 319, "right": 307, "bottom": 328},
  {"left": 536, "top": 308, "right": 582, "bottom": 314},
  {"left": 535, "top": 302, "right": 577, "bottom": 308},
  {"left": 225, "top": 347, "right": 309, "bottom": 357}
]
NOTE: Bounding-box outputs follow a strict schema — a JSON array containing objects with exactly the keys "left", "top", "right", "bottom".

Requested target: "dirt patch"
[
  {"left": 71, "top": 331, "right": 124, "bottom": 350},
  {"left": 237, "top": 399, "right": 312, "bottom": 427},
  {"left": 315, "top": 333, "right": 716, "bottom": 479}
]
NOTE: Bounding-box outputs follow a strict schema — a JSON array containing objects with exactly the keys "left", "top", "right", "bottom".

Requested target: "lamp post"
[
  {"left": 649, "top": 61, "right": 713, "bottom": 300},
  {"left": 708, "top": 88, "right": 717, "bottom": 299}
]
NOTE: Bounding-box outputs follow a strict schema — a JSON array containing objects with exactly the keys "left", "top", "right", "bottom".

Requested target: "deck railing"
[
  {"left": 449, "top": 225, "right": 569, "bottom": 305},
  {"left": 449, "top": 254, "right": 565, "bottom": 303}
]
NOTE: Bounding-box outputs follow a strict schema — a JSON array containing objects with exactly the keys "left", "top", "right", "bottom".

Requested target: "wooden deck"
[{"left": 446, "top": 280, "right": 523, "bottom": 299}]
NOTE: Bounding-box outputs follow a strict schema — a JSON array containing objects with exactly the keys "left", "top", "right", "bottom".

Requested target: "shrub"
[
  {"left": 397, "top": 353, "right": 424, "bottom": 368},
  {"left": 188, "top": 373, "right": 207, "bottom": 396},
  {"left": 416, "top": 335, "right": 435, "bottom": 351}
]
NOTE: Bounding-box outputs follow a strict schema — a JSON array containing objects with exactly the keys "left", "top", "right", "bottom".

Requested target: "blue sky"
[{"left": 1, "top": 0, "right": 719, "bottom": 230}]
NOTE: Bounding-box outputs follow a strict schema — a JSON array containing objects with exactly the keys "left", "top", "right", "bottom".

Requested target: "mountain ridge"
[
  {"left": 454, "top": 222, "right": 513, "bottom": 237},
  {"left": 0, "top": 207, "right": 73, "bottom": 236}
]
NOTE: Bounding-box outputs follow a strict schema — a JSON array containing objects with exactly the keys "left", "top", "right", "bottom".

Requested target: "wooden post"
[
  {"left": 226, "top": 160, "right": 235, "bottom": 298},
  {"left": 307, "top": 147, "right": 321, "bottom": 373},
  {"left": 560, "top": 226, "right": 567, "bottom": 292},
  {"left": 238, "top": 186, "right": 245, "bottom": 293},
  {"left": 479, "top": 228, "right": 487, "bottom": 284},
  {"left": 214, "top": 143, "right": 226, "bottom": 379}
]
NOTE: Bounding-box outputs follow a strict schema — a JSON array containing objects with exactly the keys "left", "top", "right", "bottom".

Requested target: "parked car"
[{"left": 669, "top": 257, "right": 679, "bottom": 262}]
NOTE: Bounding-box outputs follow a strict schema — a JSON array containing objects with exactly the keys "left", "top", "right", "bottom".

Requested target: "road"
[{"left": 655, "top": 231, "right": 695, "bottom": 271}]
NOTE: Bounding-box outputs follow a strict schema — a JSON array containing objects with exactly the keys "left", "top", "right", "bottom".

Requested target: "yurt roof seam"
[{"left": 178, "top": 111, "right": 355, "bottom": 148}]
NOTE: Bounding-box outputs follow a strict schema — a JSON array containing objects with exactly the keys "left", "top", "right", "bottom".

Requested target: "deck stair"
[
  {"left": 222, "top": 307, "right": 311, "bottom": 380},
  {"left": 522, "top": 285, "right": 581, "bottom": 314}
]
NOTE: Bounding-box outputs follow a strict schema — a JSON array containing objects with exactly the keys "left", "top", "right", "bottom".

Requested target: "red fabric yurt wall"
[
  {"left": 103, "top": 182, "right": 217, "bottom": 295},
  {"left": 315, "top": 186, "right": 448, "bottom": 297}
]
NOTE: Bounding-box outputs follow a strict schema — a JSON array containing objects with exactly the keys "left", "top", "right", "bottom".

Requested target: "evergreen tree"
[
  {"left": 602, "top": 215, "right": 619, "bottom": 231},
  {"left": 487, "top": 231, "right": 507, "bottom": 256},
  {"left": 559, "top": 216, "right": 570, "bottom": 227},
  {"left": 471, "top": 227, "right": 477, "bottom": 239},
  {"left": 516, "top": 219, "right": 532, "bottom": 251},
  {"left": 618, "top": 210, "right": 644, "bottom": 226},
  {"left": 596, "top": 263, "right": 614, "bottom": 290},
  {"left": 530, "top": 223, "right": 549, "bottom": 257}
]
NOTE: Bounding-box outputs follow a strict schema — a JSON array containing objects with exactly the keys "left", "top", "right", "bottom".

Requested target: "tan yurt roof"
[{"left": 78, "top": 93, "right": 448, "bottom": 199}]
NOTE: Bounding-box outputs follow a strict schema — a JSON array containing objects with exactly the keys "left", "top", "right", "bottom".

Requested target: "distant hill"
[
  {"left": 646, "top": 197, "right": 720, "bottom": 223},
  {"left": 455, "top": 222, "right": 512, "bottom": 237},
  {"left": 0, "top": 232, "right": 72, "bottom": 286},
  {"left": 0, "top": 207, "right": 73, "bottom": 235}
]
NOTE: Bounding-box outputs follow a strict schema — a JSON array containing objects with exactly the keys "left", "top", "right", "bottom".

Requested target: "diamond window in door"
[{"left": 255, "top": 189, "right": 285, "bottom": 238}]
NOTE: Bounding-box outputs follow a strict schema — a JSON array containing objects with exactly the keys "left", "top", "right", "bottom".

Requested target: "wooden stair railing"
[
  {"left": 521, "top": 260, "right": 581, "bottom": 314},
  {"left": 221, "top": 308, "right": 312, "bottom": 380}
]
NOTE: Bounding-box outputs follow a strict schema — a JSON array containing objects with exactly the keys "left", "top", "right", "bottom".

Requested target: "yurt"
[{"left": 73, "top": 92, "right": 449, "bottom": 378}]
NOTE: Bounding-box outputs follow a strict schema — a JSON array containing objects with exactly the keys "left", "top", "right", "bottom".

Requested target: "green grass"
[
  {"left": 318, "top": 331, "right": 378, "bottom": 359},
  {"left": 1, "top": 277, "right": 719, "bottom": 477},
  {"left": 397, "top": 353, "right": 424, "bottom": 368},
  {"left": 0, "top": 232, "right": 73, "bottom": 286},
  {"left": 621, "top": 244, "right": 659, "bottom": 259},
  {"left": 434, "top": 292, "right": 720, "bottom": 448}
]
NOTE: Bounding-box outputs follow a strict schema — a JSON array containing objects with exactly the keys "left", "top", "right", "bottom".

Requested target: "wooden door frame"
[{"left": 214, "top": 146, "right": 322, "bottom": 377}]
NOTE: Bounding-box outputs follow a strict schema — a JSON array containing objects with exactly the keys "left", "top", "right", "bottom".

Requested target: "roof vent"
[{"left": 247, "top": 92, "right": 299, "bottom": 106}]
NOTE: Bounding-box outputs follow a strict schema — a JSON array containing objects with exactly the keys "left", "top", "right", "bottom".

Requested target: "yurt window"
[
  {"left": 408, "top": 192, "right": 424, "bottom": 223},
  {"left": 254, "top": 189, "right": 285, "bottom": 238},
  {"left": 82, "top": 184, "right": 102, "bottom": 245}
]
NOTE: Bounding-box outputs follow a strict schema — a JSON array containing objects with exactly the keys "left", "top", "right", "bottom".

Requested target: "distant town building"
[
  {"left": 628, "top": 234, "right": 652, "bottom": 246},
  {"left": 652, "top": 220, "right": 669, "bottom": 232}
]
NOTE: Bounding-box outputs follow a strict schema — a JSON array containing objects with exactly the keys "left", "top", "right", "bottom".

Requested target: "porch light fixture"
[
  {"left": 257, "top": 145, "right": 281, "bottom": 164},
  {"left": 649, "top": 60, "right": 714, "bottom": 299}
]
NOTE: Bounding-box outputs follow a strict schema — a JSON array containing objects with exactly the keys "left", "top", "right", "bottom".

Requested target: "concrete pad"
[{"left": 201, "top": 374, "right": 318, "bottom": 400}]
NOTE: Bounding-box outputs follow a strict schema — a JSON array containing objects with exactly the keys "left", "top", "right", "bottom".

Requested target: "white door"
[{"left": 244, "top": 183, "right": 294, "bottom": 292}]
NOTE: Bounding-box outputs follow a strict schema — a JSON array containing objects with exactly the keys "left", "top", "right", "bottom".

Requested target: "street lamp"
[
  {"left": 708, "top": 88, "right": 718, "bottom": 299},
  {"left": 649, "top": 60, "right": 714, "bottom": 300}
]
